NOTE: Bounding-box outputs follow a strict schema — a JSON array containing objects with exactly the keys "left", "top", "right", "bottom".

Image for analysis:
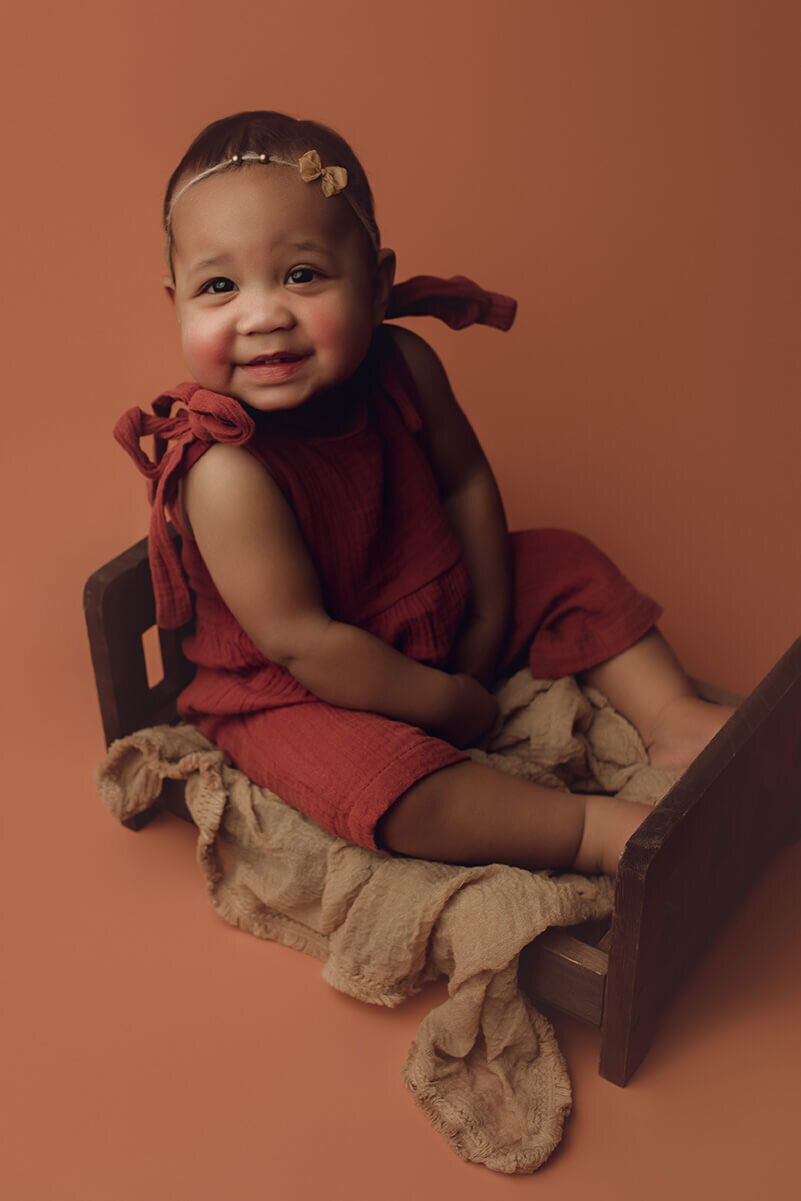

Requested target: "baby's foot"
[
  {"left": 645, "top": 695, "right": 737, "bottom": 768},
  {"left": 573, "top": 796, "right": 653, "bottom": 876}
]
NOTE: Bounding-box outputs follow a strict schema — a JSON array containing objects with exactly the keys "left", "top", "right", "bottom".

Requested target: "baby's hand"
[{"left": 435, "top": 673, "right": 501, "bottom": 749}]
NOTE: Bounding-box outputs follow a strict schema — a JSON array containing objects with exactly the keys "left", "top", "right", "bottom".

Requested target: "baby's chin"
[
  {"left": 233, "top": 390, "right": 315, "bottom": 416},
  {"left": 189, "top": 373, "right": 236, "bottom": 398},
  {"left": 190, "top": 377, "right": 298, "bottom": 409},
  {"left": 189, "top": 364, "right": 363, "bottom": 416}
]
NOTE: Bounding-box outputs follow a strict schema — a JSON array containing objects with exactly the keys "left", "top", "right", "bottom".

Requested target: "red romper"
[{"left": 115, "top": 274, "right": 663, "bottom": 853}]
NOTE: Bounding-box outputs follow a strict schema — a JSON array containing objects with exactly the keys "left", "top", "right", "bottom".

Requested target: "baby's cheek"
[
  {"left": 307, "top": 307, "right": 350, "bottom": 349},
  {"left": 309, "top": 304, "right": 371, "bottom": 363},
  {"left": 183, "top": 322, "right": 229, "bottom": 372}
]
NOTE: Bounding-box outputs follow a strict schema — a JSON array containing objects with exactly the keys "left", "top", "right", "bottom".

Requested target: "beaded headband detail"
[{"left": 165, "top": 148, "right": 378, "bottom": 251}]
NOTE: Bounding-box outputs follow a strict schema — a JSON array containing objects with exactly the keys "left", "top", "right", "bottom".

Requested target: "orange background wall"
[
  {"left": 4, "top": 3, "right": 800, "bottom": 1199},
  {"left": 8, "top": 0, "right": 801, "bottom": 708}
]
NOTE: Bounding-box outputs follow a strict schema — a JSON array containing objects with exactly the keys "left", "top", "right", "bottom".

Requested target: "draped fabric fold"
[{"left": 113, "top": 274, "right": 518, "bottom": 629}]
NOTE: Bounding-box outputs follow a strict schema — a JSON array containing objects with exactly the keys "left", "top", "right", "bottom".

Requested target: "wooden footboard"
[{"left": 598, "top": 635, "right": 801, "bottom": 1084}]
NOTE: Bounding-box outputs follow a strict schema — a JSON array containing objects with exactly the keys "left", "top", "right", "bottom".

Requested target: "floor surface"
[{"left": 4, "top": 656, "right": 800, "bottom": 1200}]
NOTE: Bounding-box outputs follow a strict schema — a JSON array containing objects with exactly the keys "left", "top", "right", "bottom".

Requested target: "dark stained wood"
[
  {"left": 83, "top": 525, "right": 193, "bottom": 748},
  {"left": 83, "top": 527, "right": 193, "bottom": 832},
  {"left": 565, "top": 916, "right": 612, "bottom": 947},
  {"left": 155, "top": 777, "right": 194, "bottom": 825},
  {"left": 600, "top": 636, "right": 801, "bottom": 1085},
  {"left": 519, "top": 930, "right": 608, "bottom": 1025},
  {"left": 597, "top": 928, "right": 613, "bottom": 954}
]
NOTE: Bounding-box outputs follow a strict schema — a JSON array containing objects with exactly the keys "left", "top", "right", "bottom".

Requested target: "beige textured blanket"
[{"left": 95, "top": 670, "right": 681, "bottom": 1174}]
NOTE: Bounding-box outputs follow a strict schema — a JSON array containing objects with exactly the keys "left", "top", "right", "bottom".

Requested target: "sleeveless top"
[{"left": 114, "top": 274, "right": 517, "bottom": 716}]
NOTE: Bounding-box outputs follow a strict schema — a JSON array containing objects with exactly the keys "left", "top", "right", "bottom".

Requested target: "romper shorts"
[{"left": 196, "top": 528, "right": 663, "bottom": 853}]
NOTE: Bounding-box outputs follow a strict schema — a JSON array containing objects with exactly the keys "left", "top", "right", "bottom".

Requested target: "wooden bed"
[{"left": 84, "top": 524, "right": 801, "bottom": 1086}]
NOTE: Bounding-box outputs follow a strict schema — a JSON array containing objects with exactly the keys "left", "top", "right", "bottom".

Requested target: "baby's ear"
[
  {"left": 162, "top": 276, "right": 176, "bottom": 307},
  {"left": 372, "top": 248, "right": 396, "bottom": 327}
]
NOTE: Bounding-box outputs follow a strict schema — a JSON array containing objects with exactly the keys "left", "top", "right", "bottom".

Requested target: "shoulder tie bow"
[
  {"left": 113, "top": 383, "right": 255, "bottom": 629},
  {"left": 377, "top": 273, "right": 517, "bottom": 430},
  {"left": 386, "top": 274, "right": 517, "bottom": 331}
]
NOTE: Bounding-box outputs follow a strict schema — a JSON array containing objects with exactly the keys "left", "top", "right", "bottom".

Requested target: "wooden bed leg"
[
  {"left": 599, "top": 636, "right": 801, "bottom": 1086},
  {"left": 121, "top": 808, "right": 161, "bottom": 832},
  {"left": 119, "top": 778, "right": 194, "bottom": 831}
]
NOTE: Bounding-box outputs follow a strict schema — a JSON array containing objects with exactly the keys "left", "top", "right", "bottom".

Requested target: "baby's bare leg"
[
  {"left": 375, "top": 761, "right": 651, "bottom": 877},
  {"left": 576, "top": 627, "right": 736, "bottom": 767}
]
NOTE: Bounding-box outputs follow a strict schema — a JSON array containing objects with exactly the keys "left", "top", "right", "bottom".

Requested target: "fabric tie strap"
[
  {"left": 386, "top": 274, "right": 517, "bottom": 331},
  {"left": 116, "top": 273, "right": 517, "bottom": 629},
  {"left": 376, "top": 274, "right": 517, "bottom": 433},
  {"left": 114, "top": 382, "right": 255, "bottom": 629}
]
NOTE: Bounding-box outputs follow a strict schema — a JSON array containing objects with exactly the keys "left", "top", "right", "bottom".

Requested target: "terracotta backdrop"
[{"left": 3, "top": 2, "right": 800, "bottom": 1199}]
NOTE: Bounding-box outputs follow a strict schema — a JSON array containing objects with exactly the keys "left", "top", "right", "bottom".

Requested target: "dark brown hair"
[{"left": 163, "top": 110, "right": 381, "bottom": 281}]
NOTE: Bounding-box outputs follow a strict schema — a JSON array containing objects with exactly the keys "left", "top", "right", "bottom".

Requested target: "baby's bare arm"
[
  {"left": 385, "top": 325, "right": 512, "bottom": 684},
  {"left": 181, "top": 444, "right": 496, "bottom": 743},
  {"left": 283, "top": 624, "right": 498, "bottom": 746}
]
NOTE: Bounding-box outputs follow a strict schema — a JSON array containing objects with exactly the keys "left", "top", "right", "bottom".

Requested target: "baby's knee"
[
  {"left": 375, "top": 763, "right": 467, "bottom": 858},
  {"left": 550, "top": 528, "right": 631, "bottom": 598},
  {"left": 553, "top": 527, "right": 615, "bottom": 565},
  {"left": 514, "top": 526, "right": 620, "bottom": 576}
]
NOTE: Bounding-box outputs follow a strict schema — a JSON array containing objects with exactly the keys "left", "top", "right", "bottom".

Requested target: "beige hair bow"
[{"left": 297, "top": 149, "right": 348, "bottom": 197}]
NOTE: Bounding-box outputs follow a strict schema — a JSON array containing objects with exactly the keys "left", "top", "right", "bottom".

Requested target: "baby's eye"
[
  {"left": 201, "top": 277, "right": 235, "bottom": 294},
  {"left": 286, "top": 267, "right": 320, "bottom": 285}
]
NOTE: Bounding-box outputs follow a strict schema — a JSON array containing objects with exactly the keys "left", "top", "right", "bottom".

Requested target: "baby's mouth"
[
  {"left": 240, "top": 353, "right": 311, "bottom": 382},
  {"left": 245, "top": 353, "right": 307, "bottom": 365}
]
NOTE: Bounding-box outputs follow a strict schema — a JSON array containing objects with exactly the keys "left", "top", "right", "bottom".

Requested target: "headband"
[{"left": 164, "top": 148, "right": 379, "bottom": 251}]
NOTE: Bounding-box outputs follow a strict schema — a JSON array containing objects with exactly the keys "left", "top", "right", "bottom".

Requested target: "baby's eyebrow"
[
  {"left": 190, "top": 253, "right": 233, "bottom": 273},
  {"left": 187, "top": 239, "right": 334, "bottom": 276},
  {"left": 282, "top": 238, "right": 332, "bottom": 254}
]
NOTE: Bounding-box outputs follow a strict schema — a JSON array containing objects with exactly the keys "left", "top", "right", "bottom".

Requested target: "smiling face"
[{"left": 164, "top": 163, "right": 395, "bottom": 415}]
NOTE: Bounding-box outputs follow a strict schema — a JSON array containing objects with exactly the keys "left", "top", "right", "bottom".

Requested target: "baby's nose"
[{"left": 238, "top": 291, "right": 296, "bottom": 333}]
